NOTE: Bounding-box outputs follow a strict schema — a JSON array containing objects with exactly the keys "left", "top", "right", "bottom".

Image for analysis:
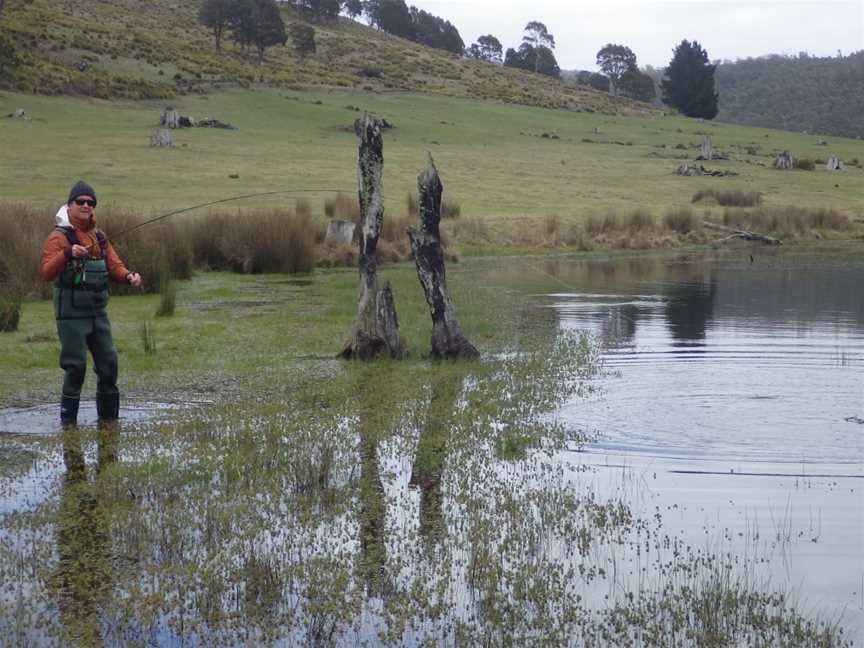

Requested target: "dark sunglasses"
[{"left": 74, "top": 198, "right": 97, "bottom": 207}]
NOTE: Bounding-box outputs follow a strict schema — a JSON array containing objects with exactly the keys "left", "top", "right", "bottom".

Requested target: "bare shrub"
[{"left": 794, "top": 158, "right": 816, "bottom": 171}]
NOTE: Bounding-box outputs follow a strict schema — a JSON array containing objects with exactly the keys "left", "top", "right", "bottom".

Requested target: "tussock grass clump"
[
  {"left": 155, "top": 269, "right": 176, "bottom": 318},
  {"left": 188, "top": 207, "right": 317, "bottom": 274},
  {"left": 323, "top": 193, "right": 359, "bottom": 222},
  {"left": 794, "top": 158, "right": 816, "bottom": 171},
  {"left": 664, "top": 207, "right": 702, "bottom": 234},
  {"left": 0, "top": 297, "right": 21, "bottom": 333},
  {"left": 723, "top": 206, "right": 851, "bottom": 236},
  {"left": 692, "top": 189, "right": 763, "bottom": 207}
]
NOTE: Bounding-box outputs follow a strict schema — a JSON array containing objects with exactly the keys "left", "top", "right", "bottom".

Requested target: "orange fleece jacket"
[{"left": 40, "top": 222, "right": 131, "bottom": 284}]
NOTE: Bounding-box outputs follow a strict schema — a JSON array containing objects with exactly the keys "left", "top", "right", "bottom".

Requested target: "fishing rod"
[{"left": 109, "top": 188, "right": 355, "bottom": 241}]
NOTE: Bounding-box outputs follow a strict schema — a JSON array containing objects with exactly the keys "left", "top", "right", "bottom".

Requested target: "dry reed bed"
[{"left": 0, "top": 200, "right": 855, "bottom": 302}]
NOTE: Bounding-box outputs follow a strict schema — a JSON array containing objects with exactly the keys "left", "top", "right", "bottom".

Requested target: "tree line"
[
  {"left": 195, "top": 0, "right": 719, "bottom": 119},
  {"left": 715, "top": 51, "right": 864, "bottom": 138}
]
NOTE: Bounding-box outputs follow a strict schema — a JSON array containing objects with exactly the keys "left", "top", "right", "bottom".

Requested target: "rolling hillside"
[{"left": 0, "top": 0, "right": 651, "bottom": 115}]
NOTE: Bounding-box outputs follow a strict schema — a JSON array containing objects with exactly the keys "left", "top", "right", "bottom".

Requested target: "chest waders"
[{"left": 54, "top": 227, "right": 120, "bottom": 425}]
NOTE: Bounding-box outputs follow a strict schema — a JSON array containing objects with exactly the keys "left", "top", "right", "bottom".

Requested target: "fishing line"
[
  {"left": 109, "top": 188, "right": 353, "bottom": 240},
  {"left": 104, "top": 187, "right": 408, "bottom": 241}
]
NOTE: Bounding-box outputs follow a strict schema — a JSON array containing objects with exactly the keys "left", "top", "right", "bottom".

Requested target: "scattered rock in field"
[
  {"left": 197, "top": 117, "right": 236, "bottom": 129},
  {"left": 325, "top": 220, "right": 355, "bottom": 245},
  {"left": 160, "top": 107, "right": 235, "bottom": 129},
  {"left": 674, "top": 163, "right": 737, "bottom": 177},
  {"left": 826, "top": 155, "right": 843, "bottom": 171},
  {"left": 149, "top": 128, "right": 172, "bottom": 147},
  {"left": 77, "top": 60, "right": 91, "bottom": 72},
  {"left": 228, "top": 173, "right": 239, "bottom": 179},
  {"left": 774, "top": 150, "right": 794, "bottom": 170}
]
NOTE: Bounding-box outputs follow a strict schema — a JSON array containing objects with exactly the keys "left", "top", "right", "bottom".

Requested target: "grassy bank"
[{"left": 1, "top": 88, "right": 862, "bottom": 223}]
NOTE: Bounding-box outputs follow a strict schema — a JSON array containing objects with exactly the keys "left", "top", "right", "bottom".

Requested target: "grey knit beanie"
[{"left": 67, "top": 180, "right": 97, "bottom": 205}]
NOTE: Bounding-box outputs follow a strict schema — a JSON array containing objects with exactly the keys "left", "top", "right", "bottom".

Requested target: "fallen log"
[{"left": 703, "top": 221, "right": 782, "bottom": 246}]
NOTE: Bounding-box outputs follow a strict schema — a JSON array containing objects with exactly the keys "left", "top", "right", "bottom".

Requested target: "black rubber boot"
[
  {"left": 96, "top": 392, "right": 120, "bottom": 420},
  {"left": 60, "top": 395, "right": 80, "bottom": 427}
]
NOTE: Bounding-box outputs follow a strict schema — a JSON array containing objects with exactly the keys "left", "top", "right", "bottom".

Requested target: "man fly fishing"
[{"left": 40, "top": 181, "right": 142, "bottom": 426}]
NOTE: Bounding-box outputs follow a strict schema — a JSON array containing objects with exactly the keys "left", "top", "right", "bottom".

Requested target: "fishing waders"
[{"left": 54, "top": 228, "right": 120, "bottom": 426}]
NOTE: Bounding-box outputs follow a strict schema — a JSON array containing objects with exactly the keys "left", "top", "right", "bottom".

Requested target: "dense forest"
[{"left": 714, "top": 51, "right": 864, "bottom": 138}]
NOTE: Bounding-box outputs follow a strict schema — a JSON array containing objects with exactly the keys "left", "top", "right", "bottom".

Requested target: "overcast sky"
[{"left": 411, "top": 0, "right": 864, "bottom": 71}]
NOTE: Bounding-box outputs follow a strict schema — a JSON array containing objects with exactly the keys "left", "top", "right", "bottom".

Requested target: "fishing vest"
[{"left": 53, "top": 227, "right": 110, "bottom": 320}]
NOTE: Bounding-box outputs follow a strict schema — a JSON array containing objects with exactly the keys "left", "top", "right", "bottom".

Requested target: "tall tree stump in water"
[
  {"left": 339, "top": 115, "right": 402, "bottom": 360},
  {"left": 407, "top": 155, "right": 479, "bottom": 359}
]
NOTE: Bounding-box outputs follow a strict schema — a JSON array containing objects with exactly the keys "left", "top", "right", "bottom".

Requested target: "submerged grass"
[{"left": 0, "top": 262, "right": 856, "bottom": 647}]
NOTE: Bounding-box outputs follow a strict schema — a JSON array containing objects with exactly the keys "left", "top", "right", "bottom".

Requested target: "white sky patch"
[{"left": 407, "top": 0, "right": 864, "bottom": 70}]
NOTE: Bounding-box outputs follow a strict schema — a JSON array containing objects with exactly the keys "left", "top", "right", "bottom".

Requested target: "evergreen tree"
[
  {"left": 618, "top": 67, "right": 656, "bottom": 102},
  {"left": 661, "top": 39, "right": 719, "bottom": 119},
  {"left": 342, "top": 0, "right": 363, "bottom": 19},
  {"left": 466, "top": 35, "right": 503, "bottom": 63},
  {"left": 521, "top": 21, "right": 555, "bottom": 74},
  {"left": 198, "top": 0, "right": 233, "bottom": 50},
  {"left": 229, "top": 0, "right": 287, "bottom": 63},
  {"left": 595, "top": 43, "right": 636, "bottom": 95},
  {"left": 364, "top": 0, "right": 414, "bottom": 40},
  {"left": 288, "top": 23, "right": 316, "bottom": 58},
  {"left": 409, "top": 7, "right": 463, "bottom": 55},
  {"left": 504, "top": 42, "right": 559, "bottom": 78}
]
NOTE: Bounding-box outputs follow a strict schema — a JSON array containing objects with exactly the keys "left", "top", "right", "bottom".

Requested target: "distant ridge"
[{"left": 715, "top": 52, "right": 864, "bottom": 138}]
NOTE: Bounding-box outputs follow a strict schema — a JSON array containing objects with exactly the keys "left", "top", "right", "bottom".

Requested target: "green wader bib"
[{"left": 54, "top": 252, "right": 118, "bottom": 402}]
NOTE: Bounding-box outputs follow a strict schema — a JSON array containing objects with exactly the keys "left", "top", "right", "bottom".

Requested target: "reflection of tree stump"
[
  {"left": 408, "top": 155, "right": 478, "bottom": 359},
  {"left": 774, "top": 150, "right": 794, "bottom": 170},
  {"left": 339, "top": 115, "right": 402, "bottom": 359}
]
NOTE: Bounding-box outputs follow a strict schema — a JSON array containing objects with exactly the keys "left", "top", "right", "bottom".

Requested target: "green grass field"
[{"left": 2, "top": 86, "right": 862, "bottom": 227}]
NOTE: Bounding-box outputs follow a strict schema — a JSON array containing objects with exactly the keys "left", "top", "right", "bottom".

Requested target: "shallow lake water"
[
  {"left": 514, "top": 248, "right": 864, "bottom": 641},
  {"left": 1, "top": 247, "right": 862, "bottom": 646}
]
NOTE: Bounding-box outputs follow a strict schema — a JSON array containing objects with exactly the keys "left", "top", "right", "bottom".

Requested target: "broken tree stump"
[
  {"left": 695, "top": 135, "right": 725, "bottom": 161},
  {"left": 826, "top": 155, "right": 843, "bottom": 171},
  {"left": 407, "top": 155, "right": 479, "bottom": 359},
  {"left": 149, "top": 128, "right": 172, "bottom": 147},
  {"left": 774, "top": 150, "right": 794, "bottom": 170},
  {"left": 339, "top": 115, "right": 402, "bottom": 360}
]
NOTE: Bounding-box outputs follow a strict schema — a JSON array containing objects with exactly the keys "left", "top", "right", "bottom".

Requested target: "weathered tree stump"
[
  {"left": 826, "top": 155, "right": 843, "bottom": 171},
  {"left": 407, "top": 155, "right": 479, "bottom": 359},
  {"left": 160, "top": 108, "right": 181, "bottom": 129},
  {"left": 698, "top": 135, "right": 714, "bottom": 160},
  {"left": 339, "top": 115, "right": 402, "bottom": 360},
  {"left": 774, "top": 150, "right": 794, "bottom": 170},
  {"left": 325, "top": 219, "right": 356, "bottom": 244},
  {"left": 149, "top": 128, "right": 172, "bottom": 147}
]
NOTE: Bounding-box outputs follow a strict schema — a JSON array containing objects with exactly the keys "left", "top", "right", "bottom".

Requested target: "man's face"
[{"left": 68, "top": 195, "right": 96, "bottom": 225}]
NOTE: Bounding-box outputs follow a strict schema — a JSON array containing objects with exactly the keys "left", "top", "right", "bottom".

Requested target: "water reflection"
[
  {"left": 664, "top": 279, "right": 716, "bottom": 342},
  {"left": 53, "top": 422, "right": 120, "bottom": 647},
  {"left": 409, "top": 372, "right": 462, "bottom": 541}
]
